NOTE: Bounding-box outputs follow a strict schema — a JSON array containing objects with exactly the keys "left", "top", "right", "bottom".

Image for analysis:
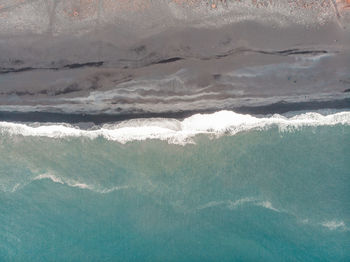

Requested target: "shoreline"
[{"left": 0, "top": 98, "right": 349, "bottom": 125}]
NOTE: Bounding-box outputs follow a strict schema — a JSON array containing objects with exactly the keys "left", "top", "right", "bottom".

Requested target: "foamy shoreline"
[{"left": 1, "top": 110, "right": 349, "bottom": 145}]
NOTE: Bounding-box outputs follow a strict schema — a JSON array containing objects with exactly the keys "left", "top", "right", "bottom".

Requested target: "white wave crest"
[
  {"left": 321, "top": 220, "right": 348, "bottom": 231},
  {"left": 197, "top": 200, "right": 227, "bottom": 210},
  {"left": 34, "top": 173, "right": 64, "bottom": 184},
  {"left": 0, "top": 110, "right": 349, "bottom": 145},
  {"left": 228, "top": 197, "right": 257, "bottom": 209},
  {"left": 256, "top": 201, "right": 280, "bottom": 212},
  {"left": 33, "top": 173, "right": 129, "bottom": 194},
  {"left": 198, "top": 197, "right": 280, "bottom": 212}
]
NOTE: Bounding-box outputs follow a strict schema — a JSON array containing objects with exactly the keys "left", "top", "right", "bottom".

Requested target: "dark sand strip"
[{"left": 0, "top": 98, "right": 349, "bottom": 125}]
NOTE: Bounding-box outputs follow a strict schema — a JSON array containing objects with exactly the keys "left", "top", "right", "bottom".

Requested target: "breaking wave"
[
  {"left": 321, "top": 220, "right": 348, "bottom": 231},
  {"left": 197, "top": 197, "right": 281, "bottom": 212},
  {"left": 0, "top": 110, "right": 349, "bottom": 145},
  {"left": 197, "top": 197, "right": 348, "bottom": 231},
  {"left": 30, "top": 173, "right": 130, "bottom": 194}
]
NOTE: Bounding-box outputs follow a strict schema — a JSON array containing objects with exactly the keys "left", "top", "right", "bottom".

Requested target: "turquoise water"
[{"left": 1, "top": 121, "right": 349, "bottom": 261}]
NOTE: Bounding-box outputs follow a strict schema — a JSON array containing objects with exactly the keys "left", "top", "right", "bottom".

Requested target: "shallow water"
[{"left": 1, "top": 111, "right": 349, "bottom": 261}]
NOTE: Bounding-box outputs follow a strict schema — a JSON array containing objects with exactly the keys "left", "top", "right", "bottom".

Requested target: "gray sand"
[{"left": 0, "top": 0, "right": 349, "bottom": 117}]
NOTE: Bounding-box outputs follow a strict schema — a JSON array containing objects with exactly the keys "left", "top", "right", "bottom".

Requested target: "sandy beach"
[{"left": 0, "top": 0, "right": 349, "bottom": 122}]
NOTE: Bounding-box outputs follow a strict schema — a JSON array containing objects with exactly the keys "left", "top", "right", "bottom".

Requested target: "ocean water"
[{"left": 0, "top": 111, "right": 349, "bottom": 261}]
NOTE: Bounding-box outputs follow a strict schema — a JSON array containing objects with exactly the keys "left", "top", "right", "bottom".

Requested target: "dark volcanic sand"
[{"left": 0, "top": 0, "right": 350, "bottom": 122}]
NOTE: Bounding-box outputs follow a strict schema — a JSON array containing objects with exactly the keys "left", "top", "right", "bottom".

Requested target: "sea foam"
[
  {"left": 198, "top": 197, "right": 280, "bottom": 212},
  {"left": 0, "top": 110, "right": 349, "bottom": 145},
  {"left": 321, "top": 220, "right": 348, "bottom": 231},
  {"left": 33, "top": 173, "right": 129, "bottom": 194}
]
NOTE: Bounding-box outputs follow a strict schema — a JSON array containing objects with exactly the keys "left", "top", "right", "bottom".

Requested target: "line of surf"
[
  {"left": 32, "top": 173, "right": 130, "bottom": 194},
  {"left": 197, "top": 197, "right": 349, "bottom": 231},
  {"left": 0, "top": 110, "right": 349, "bottom": 145}
]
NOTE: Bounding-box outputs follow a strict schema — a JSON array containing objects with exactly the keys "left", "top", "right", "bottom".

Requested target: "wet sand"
[{"left": 0, "top": 98, "right": 349, "bottom": 125}]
